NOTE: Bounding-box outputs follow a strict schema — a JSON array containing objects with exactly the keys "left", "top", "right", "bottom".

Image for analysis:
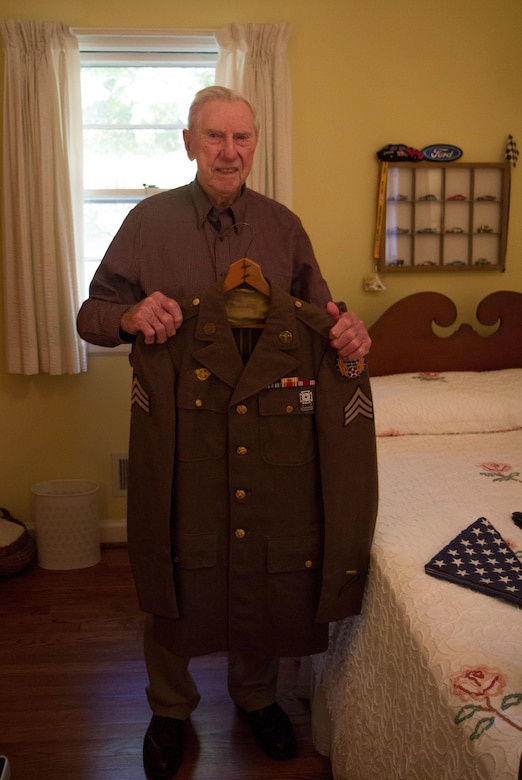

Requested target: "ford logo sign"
[{"left": 422, "top": 145, "right": 463, "bottom": 161}]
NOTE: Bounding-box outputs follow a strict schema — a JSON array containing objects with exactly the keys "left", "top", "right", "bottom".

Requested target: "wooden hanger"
[{"left": 223, "top": 258, "right": 270, "bottom": 297}]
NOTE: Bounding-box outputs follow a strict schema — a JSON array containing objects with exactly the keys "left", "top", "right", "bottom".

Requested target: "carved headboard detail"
[{"left": 367, "top": 291, "right": 522, "bottom": 376}]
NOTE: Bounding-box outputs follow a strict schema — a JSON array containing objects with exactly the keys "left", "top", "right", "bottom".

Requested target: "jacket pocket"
[
  {"left": 267, "top": 535, "right": 322, "bottom": 573},
  {"left": 258, "top": 388, "right": 316, "bottom": 465},
  {"left": 173, "top": 533, "right": 217, "bottom": 569}
]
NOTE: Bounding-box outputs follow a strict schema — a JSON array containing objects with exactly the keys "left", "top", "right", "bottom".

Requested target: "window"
[{"left": 77, "top": 30, "right": 218, "bottom": 302}]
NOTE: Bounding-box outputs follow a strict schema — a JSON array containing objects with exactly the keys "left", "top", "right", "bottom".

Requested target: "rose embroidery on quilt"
[
  {"left": 478, "top": 462, "right": 521, "bottom": 483},
  {"left": 451, "top": 665, "right": 522, "bottom": 740}
]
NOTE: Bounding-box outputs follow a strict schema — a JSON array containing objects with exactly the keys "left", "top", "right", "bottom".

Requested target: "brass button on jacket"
[{"left": 278, "top": 330, "right": 293, "bottom": 344}]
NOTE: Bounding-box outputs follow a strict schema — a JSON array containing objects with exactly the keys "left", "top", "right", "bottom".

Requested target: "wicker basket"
[{"left": 0, "top": 507, "right": 36, "bottom": 576}]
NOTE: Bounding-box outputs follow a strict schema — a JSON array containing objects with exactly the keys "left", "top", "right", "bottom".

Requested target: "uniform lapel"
[
  {"left": 191, "top": 281, "right": 302, "bottom": 404},
  {"left": 229, "top": 288, "right": 302, "bottom": 404},
  {"left": 191, "top": 287, "right": 244, "bottom": 389}
]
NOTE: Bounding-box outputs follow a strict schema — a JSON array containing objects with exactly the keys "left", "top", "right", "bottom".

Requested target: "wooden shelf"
[{"left": 376, "top": 162, "right": 510, "bottom": 272}]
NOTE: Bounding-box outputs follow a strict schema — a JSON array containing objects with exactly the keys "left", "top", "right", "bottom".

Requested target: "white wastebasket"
[{"left": 31, "top": 480, "right": 100, "bottom": 570}]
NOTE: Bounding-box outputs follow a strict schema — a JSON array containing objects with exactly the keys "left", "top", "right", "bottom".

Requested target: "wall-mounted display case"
[{"left": 376, "top": 162, "right": 510, "bottom": 272}]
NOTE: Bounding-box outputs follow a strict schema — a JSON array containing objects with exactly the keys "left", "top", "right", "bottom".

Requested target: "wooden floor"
[{"left": 0, "top": 547, "right": 333, "bottom": 780}]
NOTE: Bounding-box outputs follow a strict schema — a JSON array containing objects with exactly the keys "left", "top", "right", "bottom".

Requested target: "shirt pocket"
[
  {"left": 176, "top": 377, "right": 230, "bottom": 461},
  {"left": 258, "top": 387, "right": 316, "bottom": 466}
]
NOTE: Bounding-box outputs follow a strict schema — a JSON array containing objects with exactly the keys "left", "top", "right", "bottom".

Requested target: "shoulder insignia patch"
[
  {"left": 131, "top": 376, "right": 150, "bottom": 414},
  {"left": 336, "top": 356, "right": 366, "bottom": 379},
  {"left": 343, "top": 387, "right": 373, "bottom": 426}
]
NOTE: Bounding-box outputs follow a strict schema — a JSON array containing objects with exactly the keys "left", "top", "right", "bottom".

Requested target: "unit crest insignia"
[{"left": 336, "top": 356, "right": 366, "bottom": 379}]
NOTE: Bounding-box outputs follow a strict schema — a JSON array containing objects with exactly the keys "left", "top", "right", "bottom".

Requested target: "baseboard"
[{"left": 100, "top": 518, "right": 128, "bottom": 545}]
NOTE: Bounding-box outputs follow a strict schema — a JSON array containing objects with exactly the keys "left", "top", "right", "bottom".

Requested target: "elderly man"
[{"left": 77, "top": 86, "right": 375, "bottom": 780}]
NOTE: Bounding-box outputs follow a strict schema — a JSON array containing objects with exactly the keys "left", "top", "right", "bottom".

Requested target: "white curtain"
[
  {"left": 1, "top": 20, "right": 86, "bottom": 375},
  {"left": 215, "top": 23, "right": 292, "bottom": 208}
]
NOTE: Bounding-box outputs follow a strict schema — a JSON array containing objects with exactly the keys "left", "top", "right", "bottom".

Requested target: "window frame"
[{"left": 76, "top": 28, "right": 219, "bottom": 354}]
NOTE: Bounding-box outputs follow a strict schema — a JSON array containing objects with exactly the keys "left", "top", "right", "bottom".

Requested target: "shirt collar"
[{"left": 191, "top": 177, "right": 248, "bottom": 228}]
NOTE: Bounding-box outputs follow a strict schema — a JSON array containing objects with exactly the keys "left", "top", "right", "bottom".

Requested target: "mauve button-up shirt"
[{"left": 77, "top": 179, "right": 332, "bottom": 347}]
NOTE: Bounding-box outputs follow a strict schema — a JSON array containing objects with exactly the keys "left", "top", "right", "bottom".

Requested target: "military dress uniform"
[{"left": 126, "top": 277, "right": 378, "bottom": 715}]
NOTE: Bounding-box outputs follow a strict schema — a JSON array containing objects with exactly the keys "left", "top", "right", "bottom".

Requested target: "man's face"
[{"left": 183, "top": 99, "right": 258, "bottom": 209}]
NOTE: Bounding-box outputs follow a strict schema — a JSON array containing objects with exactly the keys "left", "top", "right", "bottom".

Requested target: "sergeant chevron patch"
[
  {"left": 131, "top": 376, "right": 150, "bottom": 414},
  {"left": 343, "top": 387, "right": 373, "bottom": 426}
]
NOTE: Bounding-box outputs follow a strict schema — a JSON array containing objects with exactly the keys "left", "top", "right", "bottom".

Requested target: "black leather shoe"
[
  {"left": 238, "top": 702, "right": 297, "bottom": 761},
  {"left": 143, "top": 715, "right": 184, "bottom": 779}
]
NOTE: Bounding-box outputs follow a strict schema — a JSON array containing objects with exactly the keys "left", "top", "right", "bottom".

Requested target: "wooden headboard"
[{"left": 367, "top": 290, "right": 522, "bottom": 376}]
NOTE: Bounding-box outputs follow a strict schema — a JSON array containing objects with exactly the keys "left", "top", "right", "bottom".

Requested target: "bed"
[{"left": 310, "top": 290, "right": 522, "bottom": 780}]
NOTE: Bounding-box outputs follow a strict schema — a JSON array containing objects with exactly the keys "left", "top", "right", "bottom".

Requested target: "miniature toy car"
[
  {"left": 446, "top": 227, "right": 464, "bottom": 233},
  {"left": 377, "top": 144, "right": 424, "bottom": 161},
  {"left": 448, "top": 194, "right": 467, "bottom": 200},
  {"left": 387, "top": 194, "right": 408, "bottom": 201},
  {"left": 416, "top": 227, "right": 439, "bottom": 233},
  {"left": 477, "top": 225, "right": 494, "bottom": 233},
  {"left": 419, "top": 194, "right": 437, "bottom": 200},
  {"left": 387, "top": 227, "right": 410, "bottom": 234},
  {"left": 474, "top": 258, "right": 491, "bottom": 265},
  {"left": 476, "top": 195, "right": 496, "bottom": 201}
]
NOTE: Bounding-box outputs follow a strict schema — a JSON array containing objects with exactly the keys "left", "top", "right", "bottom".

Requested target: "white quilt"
[{"left": 312, "top": 369, "right": 522, "bottom": 780}]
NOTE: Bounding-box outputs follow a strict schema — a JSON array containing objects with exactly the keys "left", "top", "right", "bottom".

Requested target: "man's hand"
[
  {"left": 120, "top": 292, "right": 183, "bottom": 345},
  {"left": 326, "top": 301, "right": 371, "bottom": 361}
]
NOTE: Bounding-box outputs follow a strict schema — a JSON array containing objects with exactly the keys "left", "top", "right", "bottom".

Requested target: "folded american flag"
[{"left": 425, "top": 517, "right": 522, "bottom": 607}]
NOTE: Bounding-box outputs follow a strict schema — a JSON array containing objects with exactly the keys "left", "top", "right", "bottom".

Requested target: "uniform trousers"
[{"left": 144, "top": 615, "right": 280, "bottom": 720}]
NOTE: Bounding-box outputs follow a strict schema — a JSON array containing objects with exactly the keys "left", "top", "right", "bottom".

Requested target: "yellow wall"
[{"left": 1, "top": 0, "right": 522, "bottom": 531}]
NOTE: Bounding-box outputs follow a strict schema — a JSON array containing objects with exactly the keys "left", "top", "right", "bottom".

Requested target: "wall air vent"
[{"left": 111, "top": 452, "right": 129, "bottom": 496}]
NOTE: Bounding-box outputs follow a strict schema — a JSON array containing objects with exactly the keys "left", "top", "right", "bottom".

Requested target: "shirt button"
[
  {"left": 192, "top": 297, "right": 200, "bottom": 306},
  {"left": 236, "top": 446, "right": 248, "bottom": 456},
  {"left": 294, "top": 300, "right": 303, "bottom": 308},
  {"left": 236, "top": 404, "right": 248, "bottom": 415},
  {"left": 286, "top": 405, "right": 293, "bottom": 414},
  {"left": 305, "top": 559, "right": 313, "bottom": 569},
  {"left": 235, "top": 489, "right": 247, "bottom": 500},
  {"left": 195, "top": 399, "right": 203, "bottom": 408},
  {"left": 235, "top": 529, "right": 246, "bottom": 539},
  {"left": 278, "top": 330, "right": 293, "bottom": 344}
]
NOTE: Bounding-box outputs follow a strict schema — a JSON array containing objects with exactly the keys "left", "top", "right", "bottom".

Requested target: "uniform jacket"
[{"left": 127, "top": 279, "right": 378, "bottom": 657}]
